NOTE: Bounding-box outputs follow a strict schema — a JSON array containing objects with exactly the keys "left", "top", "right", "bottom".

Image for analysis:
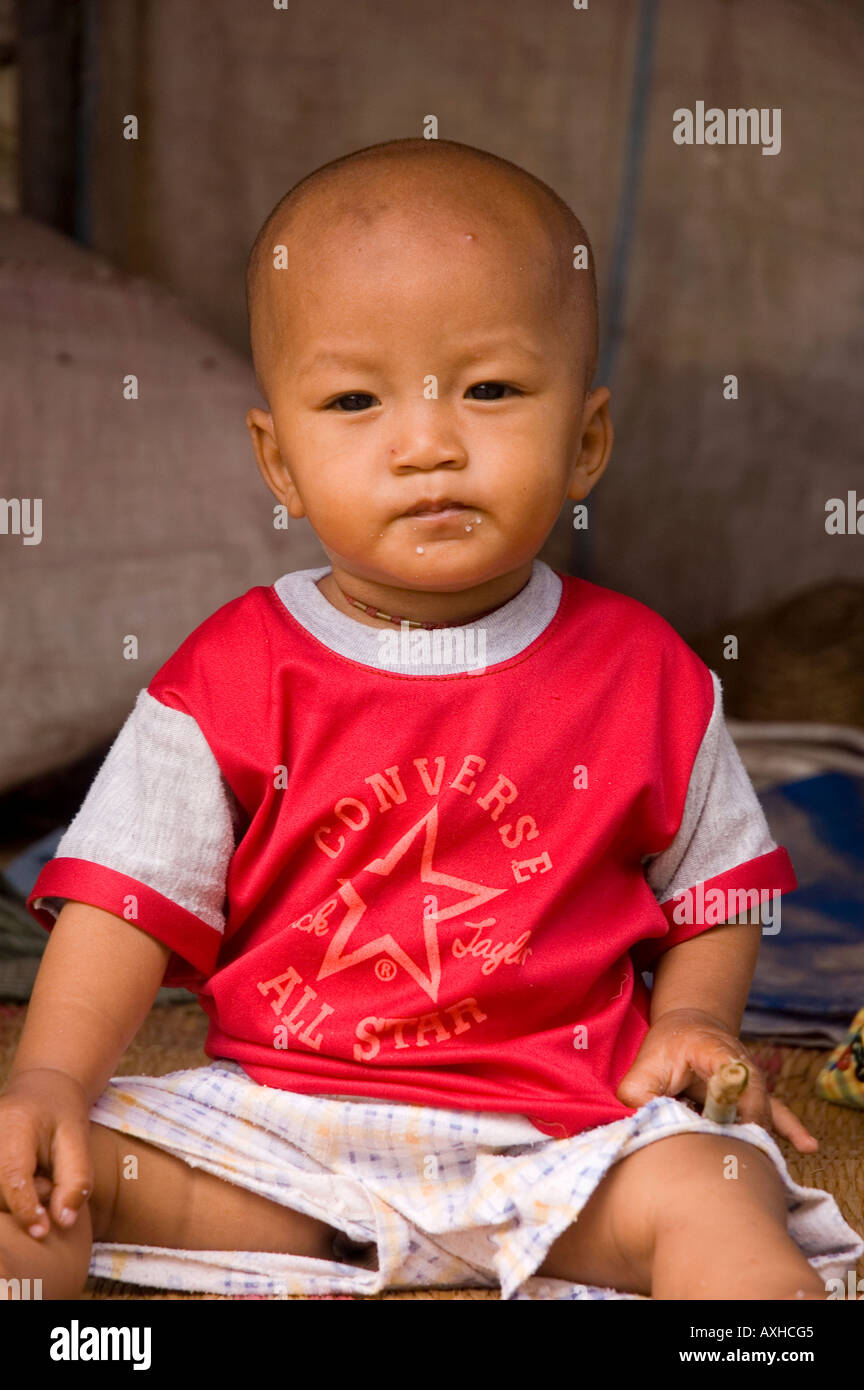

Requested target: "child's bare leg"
[
  {"left": 646, "top": 1135, "right": 827, "bottom": 1299},
  {"left": 0, "top": 1119, "right": 347, "bottom": 1298},
  {"left": 538, "top": 1133, "right": 828, "bottom": 1300}
]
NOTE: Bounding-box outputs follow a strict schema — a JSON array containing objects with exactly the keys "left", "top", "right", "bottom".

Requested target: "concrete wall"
[{"left": 74, "top": 0, "right": 864, "bottom": 633}]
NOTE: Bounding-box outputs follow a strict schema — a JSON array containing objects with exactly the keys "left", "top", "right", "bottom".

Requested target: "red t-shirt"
[{"left": 27, "top": 567, "right": 797, "bottom": 1138}]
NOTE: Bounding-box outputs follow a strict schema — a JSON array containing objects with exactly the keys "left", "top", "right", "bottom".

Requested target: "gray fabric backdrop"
[
  {"left": 80, "top": 0, "right": 863, "bottom": 632},
  {"left": 2, "top": 0, "right": 862, "bottom": 791}
]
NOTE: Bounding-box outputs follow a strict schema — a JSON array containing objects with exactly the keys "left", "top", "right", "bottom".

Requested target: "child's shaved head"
[
  {"left": 244, "top": 137, "right": 614, "bottom": 626},
  {"left": 245, "top": 137, "right": 598, "bottom": 399}
]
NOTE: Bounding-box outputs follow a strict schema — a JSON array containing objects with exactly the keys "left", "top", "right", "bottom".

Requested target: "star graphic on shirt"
[{"left": 316, "top": 803, "right": 507, "bottom": 1002}]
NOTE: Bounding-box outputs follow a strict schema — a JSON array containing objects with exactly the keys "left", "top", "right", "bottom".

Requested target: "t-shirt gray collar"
[{"left": 272, "top": 559, "right": 563, "bottom": 675}]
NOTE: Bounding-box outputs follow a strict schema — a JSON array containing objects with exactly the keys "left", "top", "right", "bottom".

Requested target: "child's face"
[{"left": 247, "top": 188, "right": 611, "bottom": 603}]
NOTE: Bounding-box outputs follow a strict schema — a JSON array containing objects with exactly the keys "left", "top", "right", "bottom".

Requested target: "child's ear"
[
  {"left": 568, "top": 387, "right": 613, "bottom": 502},
  {"left": 245, "top": 407, "right": 306, "bottom": 518}
]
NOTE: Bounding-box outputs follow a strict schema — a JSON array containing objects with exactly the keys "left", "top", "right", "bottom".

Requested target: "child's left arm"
[{"left": 616, "top": 914, "right": 819, "bottom": 1153}]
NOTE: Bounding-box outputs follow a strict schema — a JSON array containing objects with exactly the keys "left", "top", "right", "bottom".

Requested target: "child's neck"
[{"left": 315, "top": 564, "right": 534, "bottom": 631}]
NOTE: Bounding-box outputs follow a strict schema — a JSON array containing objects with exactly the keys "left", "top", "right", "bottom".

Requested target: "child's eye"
[
  {"left": 465, "top": 382, "right": 518, "bottom": 400},
  {"left": 328, "top": 393, "right": 379, "bottom": 412}
]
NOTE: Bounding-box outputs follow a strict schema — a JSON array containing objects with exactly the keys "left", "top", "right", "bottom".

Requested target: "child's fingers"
[
  {"left": 47, "top": 1122, "right": 94, "bottom": 1229},
  {"left": 767, "top": 1097, "right": 820, "bottom": 1153},
  {"left": 683, "top": 1075, "right": 708, "bottom": 1104},
  {"left": 682, "top": 1044, "right": 772, "bottom": 1125},
  {"left": 697, "top": 1060, "right": 819, "bottom": 1153},
  {"left": 678, "top": 1039, "right": 761, "bottom": 1109},
  {"left": 620, "top": 1032, "right": 739, "bottom": 1106},
  {"left": 616, "top": 1053, "right": 684, "bottom": 1106},
  {"left": 721, "top": 1060, "right": 771, "bottom": 1125},
  {"left": 0, "top": 1115, "right": 50, "bottom": 1236}
]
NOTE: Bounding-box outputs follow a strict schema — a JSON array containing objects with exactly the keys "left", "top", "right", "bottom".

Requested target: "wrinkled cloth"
[{"left": 88, "top": 1060, "right": 864, "bottom": 1301}]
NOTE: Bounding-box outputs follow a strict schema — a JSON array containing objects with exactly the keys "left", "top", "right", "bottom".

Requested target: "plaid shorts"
[{"left": 87, "top": 1059, "right": 863, "bottom": 1300}]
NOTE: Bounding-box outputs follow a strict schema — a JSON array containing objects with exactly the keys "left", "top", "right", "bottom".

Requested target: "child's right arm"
[{"left": 0, "top": 899, "right": 172, "bottom": 1238}]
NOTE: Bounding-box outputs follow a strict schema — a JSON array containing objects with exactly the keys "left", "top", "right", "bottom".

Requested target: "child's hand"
[
  {"left": 0, "top": 1067, "right": 95, "bottom": 1238},
  {"left": 616, "top": 1008, "right": 819, "bottom": 1153}
]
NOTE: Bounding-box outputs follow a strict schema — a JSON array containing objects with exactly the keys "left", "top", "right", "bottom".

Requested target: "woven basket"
[{"left": 689, "top": 581, "right": 864, "bottom": 727}]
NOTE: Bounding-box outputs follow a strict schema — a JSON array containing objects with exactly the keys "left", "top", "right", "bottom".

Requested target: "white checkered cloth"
[{"left": 87, "top": 1060, "right": 864, "bottom": 1300}]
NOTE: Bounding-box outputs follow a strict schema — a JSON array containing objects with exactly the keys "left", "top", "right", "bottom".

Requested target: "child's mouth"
[
  {"left": 401, "top": 500, "right": 472, "bottom": 522},
  {"left": 407, "top": 507, "right": 469, "bottom": 522}
]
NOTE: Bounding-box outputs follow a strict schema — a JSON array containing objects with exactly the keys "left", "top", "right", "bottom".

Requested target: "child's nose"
[{"left": 386, "top": 406, "right": 468, "bottom": 470}]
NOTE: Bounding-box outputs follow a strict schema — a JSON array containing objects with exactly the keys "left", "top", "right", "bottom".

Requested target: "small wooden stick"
[{"left": 703, "top": 1061, "right": 749, "bottom": 1123}]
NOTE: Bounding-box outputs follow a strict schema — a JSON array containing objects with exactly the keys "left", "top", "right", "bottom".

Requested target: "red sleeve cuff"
[
  {"left": 26, "top": 857, "right": 222, "bottom": 989},
  {"left": 634, "top": 846, "right": 798, "bottom": 973}
]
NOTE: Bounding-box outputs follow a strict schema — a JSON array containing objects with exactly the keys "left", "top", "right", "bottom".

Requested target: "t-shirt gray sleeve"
[
  {"left": 30, "top": 688, "right": 242, "bottom": 952},
  {"left": 642, "top": 669, "right": 777, "bottom": 910}
]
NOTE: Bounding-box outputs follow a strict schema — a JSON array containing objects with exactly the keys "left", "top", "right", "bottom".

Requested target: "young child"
[{"left": 3, "top": 138, "right": 862, "bottom": 1302}]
